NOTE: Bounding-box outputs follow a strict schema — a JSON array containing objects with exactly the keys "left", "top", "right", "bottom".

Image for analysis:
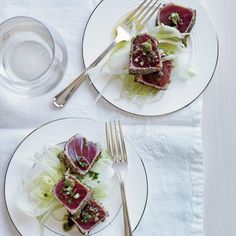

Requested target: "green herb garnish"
[
  {"left": 82, "top": 212, "right": 92, "bottom": 223},
  {"left": 88, "top": 171, "right": 99, "bottom": 180},
  {"left": 64, "top": 178, "right": 76, "bottom": 188},
  {"left": 64, "top": 178, "right": 76, "bottom": 197},
  {"left": 78, "top": 161, "right": 88, "bottom": 168},
  {"left": 67, "top": 186, "right": 73, "bottom": 192},
  {"left": 141, "top": 41, "right": 152, "bottom": 53},
  {"left": 169, "top": 12, "right": 182, "bottom": 26}
]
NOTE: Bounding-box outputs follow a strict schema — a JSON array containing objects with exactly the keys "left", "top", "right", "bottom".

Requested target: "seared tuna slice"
[
  {"left": 136, "top": 60, "right": 172, "bottom": 89},
  {"left": 157, "top": 3, "right": 196, "bottom": 33},
  {"left": 72, "top": 200, "right": 108, "bottom": 235},
  {"left": 53, "top": 175, "right": 92, "bottom": 215},
  {"left": 129, "top": 33, "right": 162, "bottom": 74},
  {"left": 60, "top": 134, "right": 101, "bottom": 176}
]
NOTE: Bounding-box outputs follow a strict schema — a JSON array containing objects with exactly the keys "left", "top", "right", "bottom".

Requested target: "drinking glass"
[{"left": 0, "top": 16, "right": 67, "bottom": 97}]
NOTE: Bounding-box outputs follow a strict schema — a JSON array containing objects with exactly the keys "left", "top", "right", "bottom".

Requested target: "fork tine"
[
  {"left": 141, "top": 3, "right": 162, "bottom": 25},
  {"left": 105, "top": 122, "right": 112, "bottom": 157},
  {"left": 118, "top": 120, "right": 128, "bottom": 162},
  {"left": 114, "top": 120, "right": 122, "bottom": 162},
  {"left": 134, "top": 0, "right": 155, "bottom": 20},
  {"left": 136, "top": 0, "right": 160, "bottom": 28},
  {"left": 124, "top": 0, "right": 150, "bottom": 24},
  {"left": 109, "top": 121, "right": 118, "bottom": 163}
]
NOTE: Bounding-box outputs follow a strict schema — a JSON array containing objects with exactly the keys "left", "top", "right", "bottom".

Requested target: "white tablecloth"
[{"left": 0, "top": 1, "right": 204, "bottom": 235}]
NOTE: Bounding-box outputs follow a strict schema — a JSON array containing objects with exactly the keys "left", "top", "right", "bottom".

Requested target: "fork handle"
[
  {"left": 120, "top": 180, "right": 133, "bottom": 236},
  {"left": 53, "top": 41, "right": 118, "bottom": 108}
]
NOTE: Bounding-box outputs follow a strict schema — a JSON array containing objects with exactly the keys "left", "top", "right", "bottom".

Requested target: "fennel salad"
[
  {"left": 101, "top": 2, "right": 197, "bottom": 105},
  {"left": 17, "top": 134, "right": 115, "bottom": 235}
]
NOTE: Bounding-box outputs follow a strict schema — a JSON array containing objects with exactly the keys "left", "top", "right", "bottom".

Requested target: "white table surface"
[
  {"left": 0, "top": 0, "right": 234, "bottom": 235},
  {"left": 202, "top": 1, "right": 236, "bottom": 236}
]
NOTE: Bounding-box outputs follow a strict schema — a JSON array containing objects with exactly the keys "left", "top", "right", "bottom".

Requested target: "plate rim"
[
  {"left": 82, "top": 0, "right": 220, "bottom": 117},
  {"left": 4, "top": 117, "right": 149, "bottom": 236}
]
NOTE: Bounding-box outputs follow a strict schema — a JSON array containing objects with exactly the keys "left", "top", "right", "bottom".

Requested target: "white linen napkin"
[
  {"left": 0, "top": 0, "right": 204, "bottom": 236},
  {"left": 0, "top": 113, "right": 203, "bottom": 236}
]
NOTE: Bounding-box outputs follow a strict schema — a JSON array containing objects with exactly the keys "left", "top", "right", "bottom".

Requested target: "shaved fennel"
[
  {"left": 17, "top": 146, "right": 65, "bottom": 218},
  {"left": 121, "top": 74, "right": 159, "bottom": 97},
  {"left": 150, "top": 24, "right": 186, "bottom": 55}
]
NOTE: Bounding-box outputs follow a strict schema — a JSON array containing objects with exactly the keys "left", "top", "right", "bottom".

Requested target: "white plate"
[
  {"left": 4, "top": 118, "right": 148, "bottom": 236},
  {"left": 82, "top": 0, "right": 219, "bottom": 116}
]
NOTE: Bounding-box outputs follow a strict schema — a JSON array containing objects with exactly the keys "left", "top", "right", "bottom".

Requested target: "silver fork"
[
  {"left": 105, "top": 120, "right": 132, "bottom": 236},
  {"left": 53, "top": 0, "right": 162, "bottom": 108}
]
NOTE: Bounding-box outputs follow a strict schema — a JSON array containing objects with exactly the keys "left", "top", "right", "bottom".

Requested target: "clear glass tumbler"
[{"left": 0, "top": 16, "right": 67, "bottom": 97}]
